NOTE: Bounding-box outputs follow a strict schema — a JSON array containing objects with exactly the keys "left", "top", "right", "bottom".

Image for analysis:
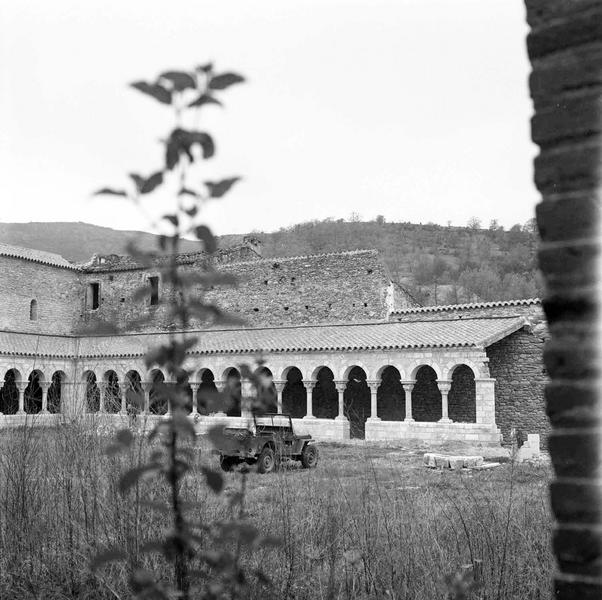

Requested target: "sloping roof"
[
  {"left": 391, "top": 298, "right": 541, "bottom": 316},
  {"left": 75, "top": 316, "right": 527, "bottom": 358},
  {"left": 0, "top": 243, "right": 76, "bottom": 270},
  {"left": 0, "top": 331, "right": 77, "bottom": 358}
]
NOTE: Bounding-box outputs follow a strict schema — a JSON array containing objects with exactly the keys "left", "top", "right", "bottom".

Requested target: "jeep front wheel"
[
  {"left": 257, "top": 447, "right": 276, "bottom": 474},
  {"left": 301, "top": 444, "right": 318, "bottom": 469}
]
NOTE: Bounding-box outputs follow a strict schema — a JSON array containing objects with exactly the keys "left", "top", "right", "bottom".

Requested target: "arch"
[
  {"left": 282, "top": 366, "right": 306, "bottom": 418},
  {"left": 103, "top": 370, "right": 121, "bottom": 414},
  {"left": 174, "top": 369, "right": 193, "bottom": 414},
  {"left": 255, "top": 366, "right": 277, "bottom": 414},
  {"left": 310, "top": 364, "right": 337, "bottom": 381},
  {"left": 29, "top": 299, "right": 38, "bottom": 321},
  {"left": 48, "top": 370, "right": 65, "bottom": 414},
  {"left": 445, "top": 361, "right": 479, "bottom": 380},
  {"left": 343, "top": 366, "right": 370, "bottom": 438},
  {"left": 280, "top": 365, "right": 301, "bottom": 381},
  {"left": 342, "top": 362, "right": 371, "bottom": 381},
  {"left": 223, "top": 367, "right": 241, "bottom": 417},
  {"left": 412, "top": 365, "right": 442, "bottom": 422},
  {"left": 410, "top": 362, "right": 442, "bottom": 380},
  {"left": 125, "top": 370, "right": 144, "bottom": 414},
  {"left": 0, "top": 368, "right": 20, "bottom": 414},
  {"left": 24, "top": 370, "right": 44, "bottom": 414},
  {"left": 448, "top": 364, "right": 477, "bottom": 423},
  {"left": 196, "top": 368, "right": 217, "bottom": 415},
  {"left": 149, "top": 369, "right": 167, "bottom": 415},
  {"left": 83, "top": 370, "right": 100, "bottom": 413},
  {"left": 377, "top": 365, "right": 405, "bottom": 421},
  {"left": 313, "top": 366, "right": 338, "bottom": 420}
]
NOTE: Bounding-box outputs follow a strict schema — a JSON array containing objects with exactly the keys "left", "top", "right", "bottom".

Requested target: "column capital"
[
  {"left": 141, "top": 381, "right": 153, "bottom": 393},
  {"left": 215, "top": 380, "right": 226, "bottom": 393},
  {"left": 303, "top": 380, "right": 316, "bottom": 390},
  {"left": 401, "top": 380, "right": 416, "bottom": 388},
  {"left": 366, "top": 380, "right": 380, "bottom": 390},
  {"left": 273, "top": 380, "right": 286, "bottom": 392},
  {"left": 334, "top": 380, "right": 347, "bottom": 392},
  {"left": 40, "top": 381, "right": 51, "bottom": 392},
  {"left": 436, "top": 379, "right": 452, "bottom": 393}
]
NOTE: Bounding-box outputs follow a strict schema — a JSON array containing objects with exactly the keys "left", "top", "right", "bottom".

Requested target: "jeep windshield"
[{"left": 253, "top": 414, "right": 292, "bottom": 433}]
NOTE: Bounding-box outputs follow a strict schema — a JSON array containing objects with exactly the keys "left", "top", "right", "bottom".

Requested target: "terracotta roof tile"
[
  {"left": 0, "top": 243, "right": 75, "bottom": 269},
  {"left": 391, "top": 298, "right": 541, "bottom": 315},
  {"left": 76, "top": 317, "right": 527, "bottom": 358}
]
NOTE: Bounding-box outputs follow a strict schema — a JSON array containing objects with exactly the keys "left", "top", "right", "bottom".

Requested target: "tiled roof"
[
  {"left": 76, "top": 316, "right": 527, "bottom": 358},
  {"left": 0, "top": 243, "right": 76, "bottom": 269},
  {"left": 0, "top": 331, "right": 77, "bottom": 358},
  {"left": 391, "top": 298, "right": 541, "bottom": 316}
]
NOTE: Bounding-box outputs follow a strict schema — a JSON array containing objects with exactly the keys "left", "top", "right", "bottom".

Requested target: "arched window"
[{"left": 30, "top": 299, "right": 38, "bottom": 321}]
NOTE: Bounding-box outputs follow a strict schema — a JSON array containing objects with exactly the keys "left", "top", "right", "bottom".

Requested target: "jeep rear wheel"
[
  {"left": 257, "top": 447, "right": 276, "bottom": 474},
  {"left": 301, "top": 444, "right": 318, "bottom": 469}
]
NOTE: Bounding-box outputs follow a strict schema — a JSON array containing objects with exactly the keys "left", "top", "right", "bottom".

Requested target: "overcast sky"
[{"left": 0, "top": 0, "right": 537, "bottom": 237}]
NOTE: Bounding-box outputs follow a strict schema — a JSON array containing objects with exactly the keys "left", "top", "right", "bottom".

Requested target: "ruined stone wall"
[
  {"left": 0, "top": 256, "right": 80, "bottom": 335},
  {"left": 486, "top": 329, "right": 548, "bottom": 445},
  {"left": 80, "top": 250, "right": 394, "bottom": 331}
]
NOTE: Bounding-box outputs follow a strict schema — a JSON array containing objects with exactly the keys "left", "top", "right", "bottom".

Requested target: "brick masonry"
[{"left": 525, "top": 0, "right": 602, "bottom": 595}]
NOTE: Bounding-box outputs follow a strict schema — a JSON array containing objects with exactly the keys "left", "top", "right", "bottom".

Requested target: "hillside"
[{"left": 0, "top": 219, "right": 543, "bottom": 305}]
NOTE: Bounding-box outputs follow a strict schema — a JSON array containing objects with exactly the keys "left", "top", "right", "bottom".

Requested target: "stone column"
[
  {"left": 241, "top": 379, "right": 253, "bottom": 418},
  {"left": 190, "top": 382, "right": 200, "bottom": 415},
  {"left": 17, "top": 382, "right": 26, "bottom": 415},
  {"left": 367, "top": 380, "right": 380, "bottom": 421},
  {"left": 402, "top": 381, "right": 415, "bottom": 422},
  {"left": 334, "top": 381, "right": 347, "bottom": 420},
  {"left": 97, "top": 382, "right": 107, "bottom": 413},
  {"left": 303, "top": 381, "right": 316, "bottom": 419},
  {"left": 142, "top": 382, "right": 151, "bottom": 415},
  {"left": 40, "top": 382, "right": 50, "bottom": 414},
  {"left": 273, "top": 380, "right": 285, "bottom": 414},
  {"left": 119, "top": 386, "right": 127, "bottom": 416},
  {"left": 436, "top": 380, "right": 452, "bottom": 423}
]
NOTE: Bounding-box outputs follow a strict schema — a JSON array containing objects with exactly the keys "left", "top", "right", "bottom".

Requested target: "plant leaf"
[
  {"left": 159, "top": 70, "right": 196, "bottom": 91},
  {"left": 194, "top": 225, "right": 217, "bottom": 253},
  {"left": 195, "top": 62, "right": 213, "bottom": 73},
  {"left": 130, "top": 81, "right": 172, "bottom": 104},
  {"left": 201, "top": 466, "right": 224, "bottom": 493},
  {"left": 118, "top": 464, "right": 160, "bottom": 494},
  {"left": 140, "top": 171, "right": 164, "bottom": 194},
  {"left": 129, "top": 173, "right": 145, "bottom": 192},
  {"left": 188, "top": 93, "right": 222, "bottom": 108},
  {"left": 94, "top": 188, "right": 127, "bottom": 197},
  {"left": 209, "top": 72, "right": 245, "bottom": 90},
  {"left": 204, "top": 177, "right": 241, "bottom": 199},
  {"left": 91, "top": 547, "right": 127, "bottom": 570},
  {"left": 163, "top": 214, "right": 179, "bottom": 227},
  {"left": 165, "top": 128, "right": 215, "bottom": 170}
]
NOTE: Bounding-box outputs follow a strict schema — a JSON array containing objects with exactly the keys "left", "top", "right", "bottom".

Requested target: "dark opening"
[
  {"left": 377, "top": 366, "right": 405, "bottom": 421},
  {"left": 48, "top": 372, "right": 62, "bottom": 414},
  {"left": 88, "top": 283, "right": 100, "bottom": 310},
  {"left": 313, "top": 367, "right": 338, "bottom": 419},
  {"left": 29, "top": 299, "right": 38, "bottom": 321},
  {"left": 224, "top": 368, "right": 241, "bottom": 416},
  {"left": 149, "top": 276, "right": 159, "bottom": 306},
  {"left": 197, "top": 370, "right": 217, "bottom": 415},
  {"left": 344, "top": 367, "right": 370, "bottom": 438},
  {"left": 282, "top": 367, "right": 306, "bottom": 418},
  {"left": 150, "top": 371, "right": 167, "bottom": 415},
  {"left": 85, "top": 372, "right": 100, "bottom": 412},
  {"left": 24, "top": 372, "right": 42, "bottom": 414},
  {"left": 412, "top": 366, "right": 442, "bottom": 422},
  {"left": 0, "top": 370, "right": 19, "bottom": 414}
]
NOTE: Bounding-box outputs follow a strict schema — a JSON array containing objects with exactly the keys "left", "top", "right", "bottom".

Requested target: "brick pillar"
[
  {"left": 525, "top": 1, "right": 602, "bottom": 596},
  {"left": 402, "top": 381, "right": 415, "bottom": 422},
  {"left": 17, "top": 382, "right": 26, "bottom": 415},
  {"left": 436, "top": 380, "right": 452, "bottom": 423},
  {"left": 367, "top": 380, "right": 380, "bottom": 421},
  {"left": 334, "top": 381, "right": 347, "bottom": 420},
  {"left": 273, "top": 380, "right": 285, "bottom": 413},
  {"left": 40, "top": 382, "right": 50, "bottom": 414},
  {"left": 474, "top": 378, "right": 496, "bottom": 425},
  {"left": 303, "top": 381, "right": 316, "bottom": 419}
]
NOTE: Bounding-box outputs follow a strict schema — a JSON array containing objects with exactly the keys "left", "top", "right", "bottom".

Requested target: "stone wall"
[
  {"left": 80, "top": 250, "right": 396, "bottom": 331},
  {"left": 486, "top": 328, "right": 548, "bottom": 445},
  {"left": 0, "top": 256, "right": 80, "bottom": 335}
]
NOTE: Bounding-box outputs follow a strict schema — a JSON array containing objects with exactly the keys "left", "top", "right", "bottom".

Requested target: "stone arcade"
[{"left": 0, "top": 240, "right": 548, "bottom": 444}]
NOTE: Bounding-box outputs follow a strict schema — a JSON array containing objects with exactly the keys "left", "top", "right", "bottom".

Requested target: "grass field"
[{"left": 0, "top": 422, "right": 553, "bottom": 599}]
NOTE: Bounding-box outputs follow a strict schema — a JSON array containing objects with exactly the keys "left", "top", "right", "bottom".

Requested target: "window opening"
[
  {"left": 149, "top": 276, "right": 159, "bottom": 306},
  {"left": 29, "top": 299, "right": 38, "bottom": 321},
  {"left": 87, "top": 283, "right": 100, "bottom": 310}
]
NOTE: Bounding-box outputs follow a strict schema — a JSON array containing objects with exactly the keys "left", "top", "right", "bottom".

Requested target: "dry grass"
[{"left": 0, "top": 419, "right": 553, "bottom": 599}]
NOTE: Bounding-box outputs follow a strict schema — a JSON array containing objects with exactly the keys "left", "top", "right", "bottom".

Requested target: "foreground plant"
[{"left": 92, "top": 64, "right": 278, "bottom": 600}]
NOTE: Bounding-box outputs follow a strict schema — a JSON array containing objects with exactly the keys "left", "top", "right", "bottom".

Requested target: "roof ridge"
[
  {"left": 391, "top": 298, "right": 541, "bottom": 315},
  {"left": 0, "top": 242, "right": 76, "bottom": 270},
  {"left": 222, "top": 248, "right": 379, "bottom": 267}
]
